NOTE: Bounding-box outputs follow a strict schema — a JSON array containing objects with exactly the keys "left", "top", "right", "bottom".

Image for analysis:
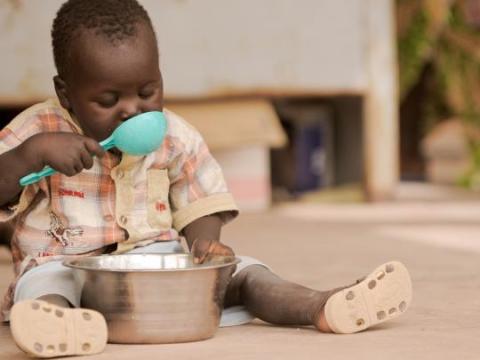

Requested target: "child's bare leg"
[
  {"left": 224, "top": 265, "right": 335, "bottom": 331},
  {"left": 225, "top": 261, "right": 412, "bottom": 334}
]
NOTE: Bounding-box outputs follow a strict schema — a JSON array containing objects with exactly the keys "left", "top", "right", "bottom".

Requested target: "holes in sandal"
[
  {"left": 42, "top": 307, "right": 52, "bottom": 313},
  {"left": 345, "top": 291, "right": 355, "bottom": 300},
  {"left": 389, "top": 308, "right": 397, "bottom": 315},
  {"left": 59, "top": 343, "right": 68, "bottom": 352},
  {"left": 376, "top": 271, "right": 385, "bottom": 280},
  {"left": 31, "top": 302, "right": 40, "bottom": 310},
  {"left": 82, "top": 343, "right": 91, "bottom": 352},
  {"left": 399, "top": 301, "right": 407, "bottom": 312},
  {"left": 356, "top": 318, "right": 365, "bottom": 326},
  {"left": 82, "top": 312, "right": 92, "bottom": 321},
  {"left": 368, "top": 280, "right": 376, "bottom": 289},
  {"left": 55, "top": 309, "right": 64, "bottom": 318},
  {"left": 385, "top": 264, "right": 395, "bottom": 273},
  {"left": 34, "top": 342, "right": 43, "bottom": 353},
  {"left": 377, "top": 311, "right": 386, "bottom": 320},
  {"left": 46, "top": 345, "right": 55, "bottom": 354}
]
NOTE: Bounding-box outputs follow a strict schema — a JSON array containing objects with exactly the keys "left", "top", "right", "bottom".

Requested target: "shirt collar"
[{"left": 48, "top": 98, "right": 84, "bottom": 135}]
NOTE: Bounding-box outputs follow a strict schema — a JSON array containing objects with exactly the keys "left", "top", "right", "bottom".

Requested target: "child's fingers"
[
  {"left": 71, "top": 158, "right": 85, "bottom": 174},
  {"left": 192, "top": 239, "right": 235, "bottom": 264},
  {"left": 79, "top": 148, "right": 94, "bottom": 169},
  {"left": 210, "top": 242, "right": 235, "bottom": 257},
  {"left": 201, "top": 244, "right": 236, "bottom": 267},
  {"left": 192, "top": 238, "right": 213, "bottom": 264},
  {"left": 83, "top": 138, "right": 105, "bottom": 158},
  {"left": 54, "top": 156, "right": 83, "bottom": 176}
]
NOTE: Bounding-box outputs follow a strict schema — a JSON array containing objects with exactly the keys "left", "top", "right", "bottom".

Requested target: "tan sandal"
[
  {"left": 10, "top": 299, "right": 107, "bottom": 358},
  {"left": 324, "top": 261, "right": 412, "bottom": 334}
]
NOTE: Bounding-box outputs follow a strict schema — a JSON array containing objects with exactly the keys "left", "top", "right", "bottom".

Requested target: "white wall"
[
  {"left": 0, "top": 0, "right": 368, "bottom": 105},
  {"left": 0, "top": 0, "right": 398, "bottom": 200}
]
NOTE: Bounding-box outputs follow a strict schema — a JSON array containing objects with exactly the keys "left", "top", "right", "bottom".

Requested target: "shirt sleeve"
[
  {"left": 165, "top": 113, "right": 239, "bottom": 231},
  {"left": 0, "top": 116, "right": 42, "bottom": 222}
]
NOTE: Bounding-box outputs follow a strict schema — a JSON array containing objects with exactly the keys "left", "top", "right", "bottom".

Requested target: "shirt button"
[
  {"left": 103, "top": 215, "right": 114, "bottom": 222},
  {"left": 119, "top": 215, "right": 128, "bottom": 225},
  {"left": 117, "top": 170, "right": 124, "bottom": 179}
]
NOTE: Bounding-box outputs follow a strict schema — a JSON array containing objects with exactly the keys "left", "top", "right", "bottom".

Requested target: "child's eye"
[
  {"left": 139, "top": 87, "right": 155, "bottom": 99},
  {"left": 96, "top": 94, "right": 118, "bottom": 108}
]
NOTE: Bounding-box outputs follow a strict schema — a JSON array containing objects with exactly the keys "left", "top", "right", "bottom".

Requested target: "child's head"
[{"left": 51, "top": 0, "right": 163, "bottom": 142}]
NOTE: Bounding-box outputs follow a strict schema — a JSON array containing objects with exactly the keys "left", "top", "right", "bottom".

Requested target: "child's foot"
[
  {"left": 317, "top": 261, "right": 412, "bottom": 334},
  {"left": 10, "top": 299, "right": 107, "bottom": 358}
]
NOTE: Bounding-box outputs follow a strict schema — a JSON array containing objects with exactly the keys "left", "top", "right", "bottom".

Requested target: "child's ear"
[{"left": 53, "top": 75, "right": 71, "bottom": 110}]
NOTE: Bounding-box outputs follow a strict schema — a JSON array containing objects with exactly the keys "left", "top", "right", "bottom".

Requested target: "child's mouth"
[{"left": 108, "top": 148, "right": 122, "bottom": 156}]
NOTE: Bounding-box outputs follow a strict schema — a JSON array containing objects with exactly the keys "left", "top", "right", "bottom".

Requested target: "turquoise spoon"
[{"left": 19, "top": 111, "right": 167, "bottom": 186}]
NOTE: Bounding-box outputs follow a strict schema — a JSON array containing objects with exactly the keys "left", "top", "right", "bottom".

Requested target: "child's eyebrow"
[
  {"left": 91, "top": 79, "right": 161, "bottom": 94},
  {"left": 140, "top": 80, "right": 161, "bottom": 87},
  {"left": 96, "top": 89, "right": 117, "bottom": 95}
]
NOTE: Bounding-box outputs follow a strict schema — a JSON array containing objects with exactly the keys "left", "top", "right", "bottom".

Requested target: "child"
[{"left": 0, "top": 0, "right": 412, "bottom": 357}]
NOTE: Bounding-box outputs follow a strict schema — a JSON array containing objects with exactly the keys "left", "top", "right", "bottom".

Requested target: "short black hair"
[{"left": 52, "top": 0, "right": 155, "bottom": 78}]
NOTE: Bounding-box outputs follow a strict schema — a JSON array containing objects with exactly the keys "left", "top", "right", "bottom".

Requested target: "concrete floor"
[{"left": 0, "top": 197, "right": 479, "bottom": 359}]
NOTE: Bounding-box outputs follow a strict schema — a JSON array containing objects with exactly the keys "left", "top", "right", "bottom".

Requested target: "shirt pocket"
[{"left": 146, "top": 169, "right": 173, "bottom": 229}]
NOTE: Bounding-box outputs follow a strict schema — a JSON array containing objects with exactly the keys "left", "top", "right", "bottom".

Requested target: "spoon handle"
[
  {"left": 19, "top": 166, "right": 56, "bottom": 186},
  {"left": 19, "top": 135, "right": 116, "bottom": 186},
  {"left": 99, "top": 135, "right": 115, "bottom": 150}
]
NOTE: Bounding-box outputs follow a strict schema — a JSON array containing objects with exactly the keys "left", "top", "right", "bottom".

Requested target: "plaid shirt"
[{"left": 0, "top": 99, "right": 238, "bottom": 320}]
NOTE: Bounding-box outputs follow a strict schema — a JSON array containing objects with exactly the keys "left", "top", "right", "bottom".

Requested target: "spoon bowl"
[
  {"left": 100, "top": 111, "right": 167, "bottom": 155},
  {"left": 19, "top": 111, "right": 167, "bottom": 186}
]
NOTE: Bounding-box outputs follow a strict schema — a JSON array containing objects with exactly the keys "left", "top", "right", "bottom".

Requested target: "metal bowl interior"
[{"left": 63, "top": 253, "right": 239, "bottom": 272}]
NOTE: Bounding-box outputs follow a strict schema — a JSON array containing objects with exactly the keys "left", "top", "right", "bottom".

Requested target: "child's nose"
[{"left": 119, "top": 102, "right": 141, "bottom": 121}]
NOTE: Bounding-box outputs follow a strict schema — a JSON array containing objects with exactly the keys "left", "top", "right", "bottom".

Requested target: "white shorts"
[{"left": 13, "top": 241, "right": 268, "bottom": 327}]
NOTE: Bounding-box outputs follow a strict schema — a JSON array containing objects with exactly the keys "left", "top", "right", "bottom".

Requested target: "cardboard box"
[{"left": 167, "top": 99, "right": 287, "bottom": 211}]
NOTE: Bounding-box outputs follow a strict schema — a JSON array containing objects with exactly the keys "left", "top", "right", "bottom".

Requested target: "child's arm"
[
  {"left": 0, "top": 132, "right": 104, "bottom": 207},
  {"left": 182, "top": 214, "right": 235, "bottom": 264}
]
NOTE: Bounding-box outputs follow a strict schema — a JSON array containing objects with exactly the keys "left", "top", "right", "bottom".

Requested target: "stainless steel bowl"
[{"left": 63, "top": 254, "right": 239, "bottom": 344}]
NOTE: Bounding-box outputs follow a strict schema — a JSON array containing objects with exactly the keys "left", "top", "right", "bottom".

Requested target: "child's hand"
[
  {"left": 191, "top": 238, "right": 235, "bottom": 264},
  {"left": 25, "top": 133, "right": 105, "bottom": 176}
]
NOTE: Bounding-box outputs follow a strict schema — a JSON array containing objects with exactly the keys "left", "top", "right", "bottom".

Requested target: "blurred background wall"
[{"left": 0, "top": 0, "right": 401, "bottom": 210}]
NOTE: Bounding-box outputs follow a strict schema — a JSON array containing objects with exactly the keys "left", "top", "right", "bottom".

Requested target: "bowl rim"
[{"left": 62, "top": 253, "right": 241, "bottom": 273}]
